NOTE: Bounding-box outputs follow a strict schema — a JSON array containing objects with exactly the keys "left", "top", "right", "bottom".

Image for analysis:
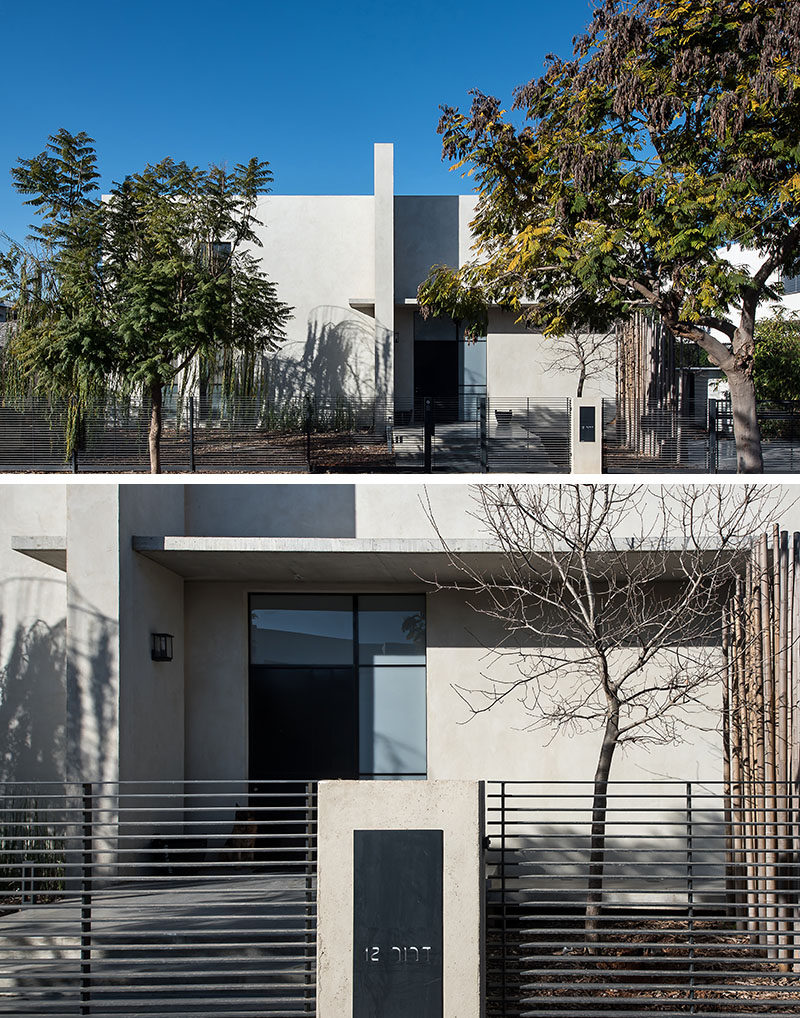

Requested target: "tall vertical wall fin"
[
  {"left": 65, "top": 484, "right": 122, "bottom": 786},
  {"left": 374, "top": 143, "right": 395, "bottom": 415}
]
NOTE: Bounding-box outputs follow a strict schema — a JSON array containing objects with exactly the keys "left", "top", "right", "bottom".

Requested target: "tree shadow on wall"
[
  {"left": 0, "top": 617, "right": 66, "bottom": 782},
  {"left": 65, "top": 608, "right": 118, "bottom": 785},
  {"left": 269, "top": 307, "right": 376, "bottom": 404}
]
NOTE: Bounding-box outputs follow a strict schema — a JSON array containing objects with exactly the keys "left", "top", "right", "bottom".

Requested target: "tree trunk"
[
  {"left": 149, "top": 380, "right": 162, "bottom": 475},
  {"left": 727, "top": 368, "right": 764, "bottom": 473},
  {"left": 585, "top": 707, "right": 619, "bottom": 950}
]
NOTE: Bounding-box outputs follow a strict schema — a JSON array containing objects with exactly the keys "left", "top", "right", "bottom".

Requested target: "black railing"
[
  {"left": 393, "top": 396, "right": 572, "bottom": 473},
  {"left": 0, "top": 395, "right": 392, "bottom": 474},
  {"left": 0, "top": 779, "right": 318, "bottom": 1016},
  {"left": 712, "top": 400, "right": 800, "bottom": 473},
  {"left": 486, "top": 781, "right": 800, "bottom": 1018}
]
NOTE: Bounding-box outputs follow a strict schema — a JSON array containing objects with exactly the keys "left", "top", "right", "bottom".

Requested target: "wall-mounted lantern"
[{"left": 150, "top": 633, "right": 174, "bottom": 662}]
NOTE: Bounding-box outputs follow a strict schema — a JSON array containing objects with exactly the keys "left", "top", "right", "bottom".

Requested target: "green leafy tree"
[
  {"left": 1, "top": 130, "right": 292, "bottom": 472},
  {"left": 418, "top": 0, "right": 800, "bottom": 472},
  {"left": 754, "top": 309, "right": 800, "bottom": 402}
]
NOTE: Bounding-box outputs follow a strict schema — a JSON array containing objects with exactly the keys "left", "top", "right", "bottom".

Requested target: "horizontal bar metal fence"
[
  {"left": 0, "top": 779, "right": 317, "bottom": 1016},
  {"left": 712, "top": 401, "right": 800, "bottom": 473},
  {"left": 603, "top": 400, "right": 711, "bottom": 472},
  {"left": 0, "top": 396, "right": 393, "bottom": 474},
  {"left": 392, "top": 396, "right": 572, "bottom": 473},
  {"left": 486, "top": 781, "right": 800, "bottom": 1018}
]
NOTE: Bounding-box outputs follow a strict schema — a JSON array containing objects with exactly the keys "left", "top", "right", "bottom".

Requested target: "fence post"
[
  {"left": 305, "top": 780, "right": 316, "bottom": 1014},
  {"left": 479, "top": 397, "right": 488, "bottom": 472},
  {"left": 81, "top": 782, "right": 92, "bottom": 1015},
  {"left": 305, "top": 405, "right": 312, "bottom": 471},
  {"left": 708, "top": 399, "right": 718, "bottom": 473},
  {"left": 188, "top": 395, "right": 196, "bottom": 473},
  {"left": 686, "top": 782, "right": 695, "bottom": 1013},
  {"left": 500, "top": 780, "right": 507, "bottom": 1015},
  {"left": 423, "top": 398, "right": 434, "bottom": 473},
  {"left": 72, "top": 405, "right": 80, "bottom": 474}
]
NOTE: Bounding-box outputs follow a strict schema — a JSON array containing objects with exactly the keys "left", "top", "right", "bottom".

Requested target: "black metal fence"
[
  {"left": 0, "top": 780, "right": 317, "bottom": 1016},
  {"left": 712, "top": 401, "right": 800, "bottom": 473},
  {"left": 393, "top": 396, "right": 572, "bottom": 473},
  {"left": 485, "top": 781, "right": 800, "bottom": 1018},
  {"left": 0, "top": 395, "right": 392, "bottom": 474},
  {"left": 603, "top": 400, "right": 712, "bottom": 472}
]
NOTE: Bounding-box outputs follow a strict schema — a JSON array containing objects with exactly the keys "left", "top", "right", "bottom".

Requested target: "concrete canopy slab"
[
  {"left": 11, "top": 536, "right": 67, "bottom": 571},
  {"left": 131, "top": 536, "right": 736, "bottom": 585},
  {"left": 132, "top": 536, "right": 502, "bottom": 584}
]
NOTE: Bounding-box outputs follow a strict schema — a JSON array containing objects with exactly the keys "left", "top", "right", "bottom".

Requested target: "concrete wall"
[
  {"left": 184, "top": 582, "right": 249, "bottom": 781},
  {"left": 252, "top": 195, "right": 377, "bottom": 402},
  {"left": 486, "top": 312, "right": 617, "bottom": 401},
  {"left": 426, "top": 588, "right": 724, "bottom": 784},
  {"left": 317, "top": 780, "right": 484, "bottom": 1018},
  {"left": 65, "top": 485, "right": 122, "bottom": 784},
  {"left": 0, "top": 484, "right": 67, "bottom": 782},
  {"left": 185, "top": 482, "right": 356, "bottom": 538},
  {"left": 118, "top": 486, "right": 186, "bottom": 783}
]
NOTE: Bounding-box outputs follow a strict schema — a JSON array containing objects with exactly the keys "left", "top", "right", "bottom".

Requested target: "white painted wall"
[
  {"left": 251, "top": 195, "right": 377, "bottom": 402},
  {"left": 486, "top": 312, "right": 617, "bottom": 401},
  {"left": 0, "top": 484, "right": 67, "bottom": 782},
  {"left": 65, "top": 485, "right": 121, "bottom": 784},
  {"left": 184, "top": 581, "right": 249, "bottom": 780},
  {"left": 185, "top": 482, "right": 356, "bottom": 538},
  {"left": 118, "top": 486, "right": 186, "bottom": 783}
]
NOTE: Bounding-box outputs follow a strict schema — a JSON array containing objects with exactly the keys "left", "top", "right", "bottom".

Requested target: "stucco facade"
[
  {"left": 250, "top": 145, "right": 618, "bottom": 411},
  {"left": 4, "top": 479, "right": 781, "bottom": 791}
]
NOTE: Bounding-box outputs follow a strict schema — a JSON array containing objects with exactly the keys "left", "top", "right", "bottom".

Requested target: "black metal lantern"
[{"left": 151, "top": 633, "right": 174, "bottom": 662}]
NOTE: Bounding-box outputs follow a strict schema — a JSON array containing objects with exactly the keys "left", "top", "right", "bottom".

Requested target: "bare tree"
[
  {"left": 428, "top": 483, "right": 789, "bottom": 946},
  {"left": 543, "top": 327, "right": 617, "bottom": 398}
]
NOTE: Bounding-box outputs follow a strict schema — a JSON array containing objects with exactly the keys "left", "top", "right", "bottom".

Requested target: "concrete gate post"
[{"left": 316, "top": 780, "right": 485, "bottom": 1018}]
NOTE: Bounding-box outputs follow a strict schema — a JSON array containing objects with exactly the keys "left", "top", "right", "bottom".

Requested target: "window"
[
  {"left": 783, "top": 271, "right": 800, "bottom": 296},
  {"left": 249, "top": 594, "right": 426, "bottom": 779}
]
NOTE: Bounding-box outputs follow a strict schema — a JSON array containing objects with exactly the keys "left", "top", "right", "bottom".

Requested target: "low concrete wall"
[{"left": 317, "top": 779, "right": 485, "bottom": 1018}]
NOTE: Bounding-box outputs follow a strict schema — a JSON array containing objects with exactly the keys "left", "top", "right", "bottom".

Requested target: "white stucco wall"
[
  {"left": 486, "top": 312, "right": 617, "bottom": 401},
  {"left": 185, "top": 482, "right": 356, "bottom": 538},
  {"left": 118, "top": 486, "right": 186, "bottom": 783},
  {"left": 65, "top": 484, "right": 122, "bottom": 784},
  {"left": 252, "top": 195, "right": 377, "bottom": 402},
  {"left": 7, "top": 480, "right": 800, "bottom": 790},
  {"left": 0, "top": 484, "right": 67, "bottom": 782}
]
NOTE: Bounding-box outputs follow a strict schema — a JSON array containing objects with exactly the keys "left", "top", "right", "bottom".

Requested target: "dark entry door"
[
  {"left": 249, "top": 666, "right": 358, "bottom": 780},
  {"left": 414, "top": 340, "right": 458, "bottom": 414}
]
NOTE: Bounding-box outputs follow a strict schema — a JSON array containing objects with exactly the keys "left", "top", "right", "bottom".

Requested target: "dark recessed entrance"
[{"left": 248, "top": 594, "right": 427, "bottom": 783}]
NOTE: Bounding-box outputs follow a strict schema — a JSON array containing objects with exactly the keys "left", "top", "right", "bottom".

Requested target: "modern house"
[
  {"left": 2, "top": 479, "right": 758, "bottom": 788},
  {"left": 249, "top": 144, "right": 617, "bottom": 416}
]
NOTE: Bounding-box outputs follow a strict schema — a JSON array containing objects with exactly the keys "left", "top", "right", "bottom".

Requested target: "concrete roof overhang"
[
  {"left": 11, "top": 534, "right": 742, "bottom": 586},
  {"left": 131, "top": 536, "right": 502, "bottom": 584},
  {"left": 11, "top": 536, "right": 67, "bottom": 571}
]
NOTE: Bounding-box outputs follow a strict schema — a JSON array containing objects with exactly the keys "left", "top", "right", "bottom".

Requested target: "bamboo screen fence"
[{"left": 723, "top": 525, "right": 800, "bottom": 972}]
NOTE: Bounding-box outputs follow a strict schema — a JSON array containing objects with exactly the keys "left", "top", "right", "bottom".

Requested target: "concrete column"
[
  {"left": 571, "top": 397, "right": 604, "bottom": 473},
  {"left": 374, "top": 143, "right": 395, "bottom": 415},
  {"left": 65, "top": 484, "right": 122, "bottom": 784},
  {"left": 317, "top": 779, "right": 485, "bottom": 1018}
]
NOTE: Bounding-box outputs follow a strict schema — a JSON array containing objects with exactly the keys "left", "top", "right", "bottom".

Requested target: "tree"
[
  {"left": 1, "top": 130, "right": 292, "bottom": 472},
  {"left": 428, "top": 483, "right": 786, "bottom": 944},
  {"left": 545, "top": 326, "right": 617, "bottom": 398},
  {"left": 754, "top": 309, "right": 800, "bottom": 402},
  {"left": 418, "top": 0, "right": 800, "bottom": 473}
]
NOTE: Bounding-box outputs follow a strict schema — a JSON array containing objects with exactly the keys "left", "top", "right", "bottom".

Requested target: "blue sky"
[{"left": 1, "top": 0, "right": 596, "bottom": 244}]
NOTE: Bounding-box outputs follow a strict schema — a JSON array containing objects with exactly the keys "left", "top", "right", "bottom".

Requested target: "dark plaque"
[
  {"left": 579, "top": 404, "right": 596, "bottom": 443},
  {"left": 353, "top": 829, "right": 443, "bottom": 1018}
]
